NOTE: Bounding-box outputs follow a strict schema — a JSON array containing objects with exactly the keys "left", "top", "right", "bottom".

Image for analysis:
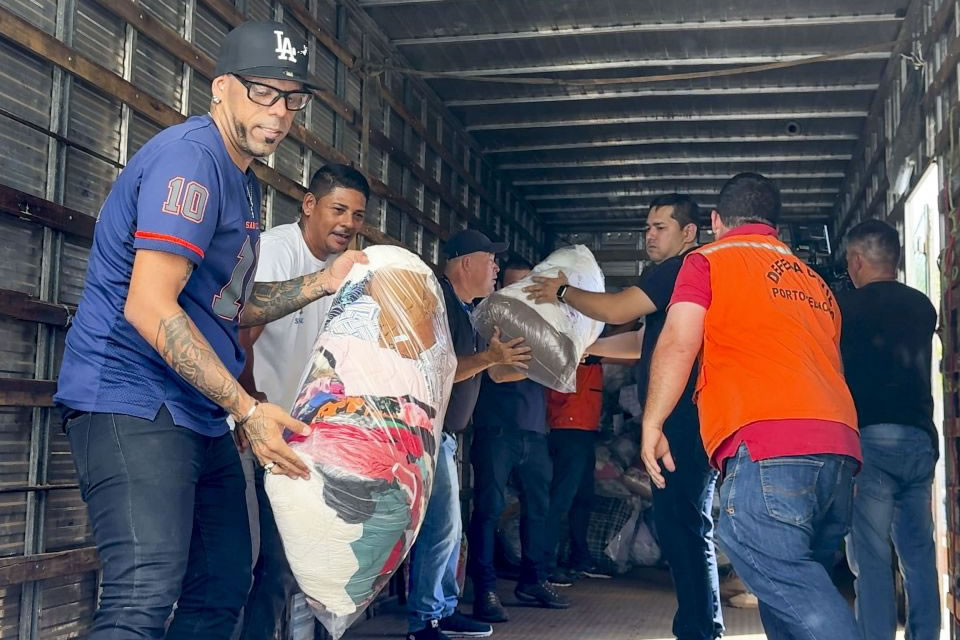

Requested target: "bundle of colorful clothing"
[{"left": 265, "top": 246, "right": 456, "bottom": 638}]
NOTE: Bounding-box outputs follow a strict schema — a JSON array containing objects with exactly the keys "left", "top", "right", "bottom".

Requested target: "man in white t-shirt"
[{"left": 235, "top": 164, "right": 369, "bottom": 640}]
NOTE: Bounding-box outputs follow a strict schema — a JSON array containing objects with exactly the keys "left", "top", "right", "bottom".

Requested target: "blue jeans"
[
  {"left": 653, "top": 413, "right": 723, "bottom": 640},
  {"left": 846, "top": 424, "right": 940, "bottom": 640},
  {"left": 468, "top": 427, "right": 553, "bottom": 592},
  {"left": 408, "top": 433, "right": 462, "bottom": 632},
  {"left": 716, "top": 443, "right": 859, "bottom": 640},
  {"left": 65, "top": 407, "right": 251, "bottom": 639}
]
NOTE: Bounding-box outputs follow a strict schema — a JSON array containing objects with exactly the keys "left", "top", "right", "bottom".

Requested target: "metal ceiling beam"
[
  {"left": 486, "top": 133, "right": 858, "bottom": 153},
  {"left": 499, "top": 154, "right": 852, "bottom": 170},
  {"left": 393, "top": 13, "right": 904, "bottom": 46},
  {"left": 432, "top": 52, "right": 890, "bottom": 77},
  {"left": 527, "top": 188, "right": 836, "bottom": 201},
  {"left": 358, "top": 0, "right": 452, "bottom": 5},
  {"left": 513, "top": 172, "right": 846, "bottom": 186},
  {"left": 538, "top": 203, "right": 834, "bottom": 214},
  {"left": 467, "top": 110, "right": 869, "bottom": 131},
  {"left": 448, "top": 83, "right": 879, "bottom": 107},
  {"left": 546, "top": 216, "right": 830, "bottom": 229}
]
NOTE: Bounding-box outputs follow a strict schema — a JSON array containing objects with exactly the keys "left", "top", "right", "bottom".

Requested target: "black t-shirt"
[
  {"left": 636, "top": 251, "right": 698, "bottom": 420},
  {"left": 473, "top": 375, "right": 547, "bottom": 433},
  {"left": 440, "top": 277, "right": 485, "bottom": 433},
  {"left": 838, "top": 281, "right": 937, "bottom": 447}
]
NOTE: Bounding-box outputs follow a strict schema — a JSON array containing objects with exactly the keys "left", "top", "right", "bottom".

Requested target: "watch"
[{"left": 556, "top": 284, "right": 569, "bottom": 302}]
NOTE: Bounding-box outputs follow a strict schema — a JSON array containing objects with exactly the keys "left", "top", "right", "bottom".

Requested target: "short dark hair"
[
  {"left": 846, "top": 219, "right": 901, "bottom": 270},
  {"left": 716, "top": 173, "right": 781, "bottom": 227},
  {"left": 649, "top": 193, "right": 700, "bottom": 230},
  {"left": 308, "top": 164, "right": 370, "bottom": 201},
  {"left": 499, "top": 257, "right": 532, "bottom": 284}
]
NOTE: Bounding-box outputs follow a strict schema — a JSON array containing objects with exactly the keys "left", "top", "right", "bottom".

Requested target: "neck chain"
[{"left": 245, "top": 180, "right": 256, "bottom": 222}]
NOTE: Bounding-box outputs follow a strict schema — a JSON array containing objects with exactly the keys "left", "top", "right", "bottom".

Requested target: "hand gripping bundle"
[
  {"left": 265, "top": 246, "right": 457, "bottom": 638},
  {"left": 472, "top": 245, "right": 605, "bottom": 392}
]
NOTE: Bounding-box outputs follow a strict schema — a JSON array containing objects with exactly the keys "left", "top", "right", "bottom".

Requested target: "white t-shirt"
[{"left": 252, "top": 223, "right": 335, "bottom": 412}]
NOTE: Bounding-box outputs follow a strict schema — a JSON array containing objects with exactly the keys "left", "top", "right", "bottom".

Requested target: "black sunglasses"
[{"left": 232, "top": 74, "right": 313, "bottom": 111}]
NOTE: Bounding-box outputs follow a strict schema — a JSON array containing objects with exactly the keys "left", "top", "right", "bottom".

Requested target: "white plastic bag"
[
  {"left": 630, "top": 520, "right": 661, "bottom": 566},
  {"left": 265, "top": 246, "right": 457, "bottom": 639},
  {"left": 603, "top": 498, "right": 641, "bottom": 574},
  {"left": 618, "top": 384, "right": 641, "bottom": 417},
  {"left": 472, "top": 245, "right": 604, "bottom": 392}
]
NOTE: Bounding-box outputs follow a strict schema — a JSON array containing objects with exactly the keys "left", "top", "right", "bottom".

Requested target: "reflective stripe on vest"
[{"left": 691, "top": 234, "right": 857, "bottom": 457}]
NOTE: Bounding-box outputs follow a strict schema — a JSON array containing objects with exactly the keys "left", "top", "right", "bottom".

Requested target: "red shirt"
[{"left": 671, "top": 224, "right": 862, "bottom": 470}]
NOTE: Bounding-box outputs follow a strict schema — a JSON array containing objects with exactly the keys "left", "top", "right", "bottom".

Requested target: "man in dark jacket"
[{"left": 406, "top": 231, "right": 531, "bottom": 640}]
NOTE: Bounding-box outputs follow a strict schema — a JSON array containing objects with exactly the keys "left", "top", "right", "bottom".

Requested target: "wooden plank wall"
[{"left": 0, "top": 0, "right": 544, "bottom": 637}]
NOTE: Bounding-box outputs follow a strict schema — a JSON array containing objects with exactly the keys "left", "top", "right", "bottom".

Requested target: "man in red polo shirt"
[{"left": 640, "top": 173, "right": 861, "bottom": 640}]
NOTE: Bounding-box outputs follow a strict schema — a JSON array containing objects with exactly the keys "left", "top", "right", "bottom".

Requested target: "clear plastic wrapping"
[
  {"left": 472, "top": 245, "right": 605, "bottom": 392},
  {"left": 264, "top": 245, "right": 457, "bottom": 639}
]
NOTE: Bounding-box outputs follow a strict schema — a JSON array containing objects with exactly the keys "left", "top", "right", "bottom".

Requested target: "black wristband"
[{"left": 556, "top": 284, "right": 569, "bottom": 302}]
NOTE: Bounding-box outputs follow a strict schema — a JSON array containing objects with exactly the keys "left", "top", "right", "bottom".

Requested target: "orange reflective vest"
[
  {"left": 547, "top": 363, "right": 603, "bottom": 430},
  {"left": 691, "top": 233, "right": 858, "bottom": 457}
]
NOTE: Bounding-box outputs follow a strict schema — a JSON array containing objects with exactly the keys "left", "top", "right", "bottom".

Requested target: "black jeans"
[
  {"left": 544, "top": 429, "right": 596, "bottom": 571},
  {"left": 239, "top": 466, "right": 298, "bottom": 640},
  {"left": 66, "top": 407, "right": 251, "bottom": 639},
  {"left": 468, "top": 427, "right": 553, "bottom": 592},
  {"left": 651, "top": 411, "right": 724, "bottom": 640}
]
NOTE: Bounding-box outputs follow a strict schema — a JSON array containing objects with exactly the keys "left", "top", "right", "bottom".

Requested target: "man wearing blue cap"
[
  {"left": 54, "top": 21, "right": 365, "bottom": 639},
  {"left": 406, "top": 230, "right": 532, "bottom": 640}
]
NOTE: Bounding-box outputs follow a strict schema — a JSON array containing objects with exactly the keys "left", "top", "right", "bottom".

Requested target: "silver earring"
[{"left": 212, "top": 96, "right": 222, "bottom": 104}]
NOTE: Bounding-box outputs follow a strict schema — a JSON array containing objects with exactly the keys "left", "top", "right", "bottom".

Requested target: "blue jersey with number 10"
[{"left": 55, "top": 115, "right": 261, "bottom": 436}]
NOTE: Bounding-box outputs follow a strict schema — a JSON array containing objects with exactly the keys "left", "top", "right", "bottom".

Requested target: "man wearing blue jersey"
[{"left": 54, "top": 21, "right": 365, "bottom": 639}]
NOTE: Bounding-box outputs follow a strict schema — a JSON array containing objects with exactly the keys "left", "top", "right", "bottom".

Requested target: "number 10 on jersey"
[{"left": 163, "top": 177, "right": 210, "bottom": 223}]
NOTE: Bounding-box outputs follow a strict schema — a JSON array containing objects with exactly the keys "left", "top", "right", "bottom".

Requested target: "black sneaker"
[
  {"left": 548, "top": 568, "right": 579, "bottom": 587},
  {"left": 439, "top": 611, "right": 493, "bottom": 637},
  {"left": 514, "top": 581, "right": 571, "bottom": 609},
  {"left": 472, "top": 591, "right": 509, "bottom": 623},
  {"left": 407, "top": 619, "right": 451, "bottom": 640}
]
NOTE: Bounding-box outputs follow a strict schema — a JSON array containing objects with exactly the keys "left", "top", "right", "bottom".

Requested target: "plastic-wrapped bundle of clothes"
[
  {"left": 265, "top": 246, "right": 457, "bottom": 639},
  {"left": 472, "top": 245, "right": 604, "bottom": 392}
]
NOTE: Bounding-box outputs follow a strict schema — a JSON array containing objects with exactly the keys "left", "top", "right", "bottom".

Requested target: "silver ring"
[{"left": 263, "top": 462, "right": 276, "bottom": 472}]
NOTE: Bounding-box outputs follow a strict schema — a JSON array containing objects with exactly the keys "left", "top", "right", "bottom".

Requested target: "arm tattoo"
[
  {"left": 239, "top": 270, "right": 327, "bottom": 327},
  {"left": 156, "top": 311, "right": 244, "bottom": 418}
]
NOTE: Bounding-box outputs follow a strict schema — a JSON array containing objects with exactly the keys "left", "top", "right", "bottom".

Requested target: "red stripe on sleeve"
[{"left": 134, "top": 231, "right": 205, "bottom": 259}]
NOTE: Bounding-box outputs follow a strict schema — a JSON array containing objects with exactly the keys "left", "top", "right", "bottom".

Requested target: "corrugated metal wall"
[{"left": 0, "top": 0, "right": 543, "bottom": 637}]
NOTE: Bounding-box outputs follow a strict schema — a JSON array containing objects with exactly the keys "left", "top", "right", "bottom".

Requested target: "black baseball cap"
[
  {"left": 215, "top": 21, "right": 319, "bottom": 89},
  {"left": 443, "top": 230, "right": 508, "bottom": 259}
]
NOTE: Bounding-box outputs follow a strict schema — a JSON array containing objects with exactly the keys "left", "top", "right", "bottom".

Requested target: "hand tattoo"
[{"left": 239, "top": 406, "right": 269, "bottom": 446}]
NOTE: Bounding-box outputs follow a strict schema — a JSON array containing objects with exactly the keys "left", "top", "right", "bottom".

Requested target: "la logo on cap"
[{"left": 274, "top": 30, "right": 299, "bottom": 62}]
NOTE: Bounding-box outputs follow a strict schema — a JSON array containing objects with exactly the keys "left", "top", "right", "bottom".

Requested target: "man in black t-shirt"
[
  {"left": 525, "top": 195, "right": 724, "bottom": 640},
  {"left": 839, "top": 220, "right": 940, "bottom": 640}
]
